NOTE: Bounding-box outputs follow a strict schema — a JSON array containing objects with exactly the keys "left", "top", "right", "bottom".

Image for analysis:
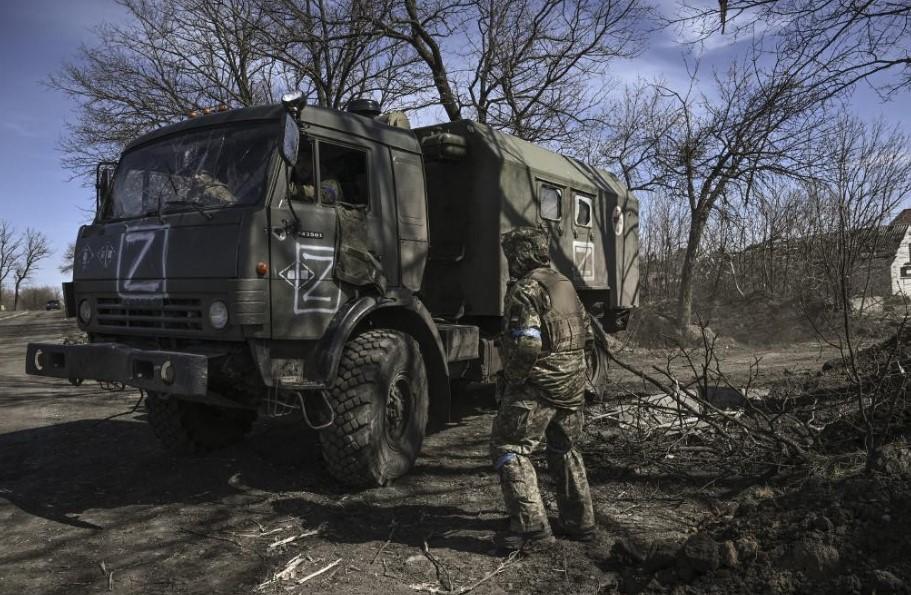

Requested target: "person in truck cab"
[{"left": 291, "top": 152, "right": 343, "bottom": 204}]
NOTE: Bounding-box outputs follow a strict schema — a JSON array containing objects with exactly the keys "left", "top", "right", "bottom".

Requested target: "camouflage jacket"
[{"left": 501, "top": 266, "right": 591, "bottom": 409}]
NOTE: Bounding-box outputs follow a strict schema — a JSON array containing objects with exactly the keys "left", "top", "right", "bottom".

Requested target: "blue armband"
[
  {"left": 494, "top": 452, "right": 518, "bottom": 471},
  {"left": 510, "top": 327, "right": 542, "bottom": 340}
]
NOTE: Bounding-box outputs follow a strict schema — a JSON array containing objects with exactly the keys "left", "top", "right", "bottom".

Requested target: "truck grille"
[{"left": 96, "top": 297, "right": 204, "bottom": 331}]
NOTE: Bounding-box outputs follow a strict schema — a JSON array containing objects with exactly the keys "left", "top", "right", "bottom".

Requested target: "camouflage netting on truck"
[{"left": 334, "top": 204, "right": 387, "bottom": 293}]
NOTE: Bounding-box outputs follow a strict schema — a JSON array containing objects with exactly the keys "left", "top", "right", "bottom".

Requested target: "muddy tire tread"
[{"left": 320, "top": 329, "right": 421, "bottom": 486}]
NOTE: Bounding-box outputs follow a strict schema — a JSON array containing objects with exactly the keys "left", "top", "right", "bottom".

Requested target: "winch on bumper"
[{"left": 25, "top": 342, "right": 210, "bottom": 396}]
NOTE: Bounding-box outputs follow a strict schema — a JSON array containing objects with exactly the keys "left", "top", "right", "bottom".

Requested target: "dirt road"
[{"left": 0, "top": 312, "right": 840, "bottom": 594}]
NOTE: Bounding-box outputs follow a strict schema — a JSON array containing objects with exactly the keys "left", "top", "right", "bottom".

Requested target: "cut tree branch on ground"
[
  {"left": 297, "top": 559, "right": 342, "bottom": 585},
  {"left": 422, "top": 538, "right": 453, "bottom": 592}
]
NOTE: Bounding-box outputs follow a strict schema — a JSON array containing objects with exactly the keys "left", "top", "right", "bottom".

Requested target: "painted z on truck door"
[
  {"left": 269, "top": 135, "right": 382, "bottom": 339},
  {"left": 269, "top": 138, "right": 343, "bottom": 340}
]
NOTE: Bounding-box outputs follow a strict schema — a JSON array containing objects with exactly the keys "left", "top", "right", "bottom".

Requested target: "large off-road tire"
[
  {"left": 320, "top": 329, "right": 429, "bottom": 487},
  {"left": 145, "top": 393, "right": 256, "bottom": 455}
]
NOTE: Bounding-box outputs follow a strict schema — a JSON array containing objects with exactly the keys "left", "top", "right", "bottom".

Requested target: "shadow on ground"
[{"left": 0, "top": 414, "right": 335, "bottom": 529}]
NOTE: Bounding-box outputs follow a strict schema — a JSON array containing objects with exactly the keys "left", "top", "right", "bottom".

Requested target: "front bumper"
[{"left": 25, "top": 342, "right": 210, "bottom": 396}]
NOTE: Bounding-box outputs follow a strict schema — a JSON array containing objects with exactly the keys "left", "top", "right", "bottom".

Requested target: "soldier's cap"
[{"left": 501, "top": 226, "right": 549, "bottom": 254}]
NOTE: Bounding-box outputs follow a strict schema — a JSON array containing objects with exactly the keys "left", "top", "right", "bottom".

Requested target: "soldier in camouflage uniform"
[
  {"left": 291, "top": 152, "right": 344, "bottom": 204},
  {"left": 491, "top": 226, "right": 596, "bottom": 551}
]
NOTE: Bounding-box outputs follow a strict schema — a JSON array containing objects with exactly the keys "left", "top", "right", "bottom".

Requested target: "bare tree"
[
  {"left": 59, "top": 242, "right": 76, "bottom": 276},
  {"left": 50, "top": 0, "right": 443, "bottom": 178},
  {"left": 0, "top": 220, "right": 20, "bottom": 306},
  {"left": 797, "top": 115, "right": 911, "bottom": 468},
  {"left": 369, "top": 0, "right": 467, "bottom": 122},
  {"left": 595, "top": 53, "right": 831, "bottom": 329},
  {"left": 804, "top": 116, "right": 911, "bottom": 311},
  {"left": 49, "top": 0, "right": 282, "bottom": 175},
  {"left": 675, "top": 1, "right": 911, "bottom": 96},
  {"left": 13, "top": 230, "right": 52, "bottom": 311},
  {"left": 637, "top": 192, "right": 689, "bottom": 301},
  {"left": 373, "top": 0, "right": 648, "bottom": 142},
  {"left": 258, "top": 0, "right": 430, "bottom": 111}
]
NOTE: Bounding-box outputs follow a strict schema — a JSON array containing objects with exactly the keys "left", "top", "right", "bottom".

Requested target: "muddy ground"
[{"left": 0, "top": 311, "right": 904, "bottom": 594}]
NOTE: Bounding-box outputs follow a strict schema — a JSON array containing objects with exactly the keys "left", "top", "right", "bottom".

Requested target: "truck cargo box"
[{"left": 414, "top": 120, "right": 639, "bottom": 327}]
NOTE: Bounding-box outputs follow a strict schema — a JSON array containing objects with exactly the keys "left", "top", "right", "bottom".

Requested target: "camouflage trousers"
[{"left": 490, "top": 384, "right": 595, "bottom": 534}]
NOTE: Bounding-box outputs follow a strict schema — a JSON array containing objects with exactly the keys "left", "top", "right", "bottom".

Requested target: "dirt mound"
[
  {"left": 621, "top": 295, "right": 823, "bottom": 348},
  {"left": 623, "top": 294, "right": 905, "bottom": 349},
  {"left": 604, "top": 471, "right": 911, "bottom": 593}
]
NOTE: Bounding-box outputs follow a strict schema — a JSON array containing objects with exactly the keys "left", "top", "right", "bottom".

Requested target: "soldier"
[
  {"left": 291, "top": 155, "right": 343, "bottom": 204},
  {"left": 491, "top": 226, "right": 596, "bottom": 551}
]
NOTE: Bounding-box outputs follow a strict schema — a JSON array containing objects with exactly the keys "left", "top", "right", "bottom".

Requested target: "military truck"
[{"left": 25, "top": 95, "right": 638, "bottom": 487}]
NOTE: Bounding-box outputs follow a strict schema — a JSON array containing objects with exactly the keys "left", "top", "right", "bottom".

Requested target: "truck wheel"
[
  {"left": 320, "top": 329, "right": 429, "bottom": 487},
  {"left": 585, "top": 340, "right": 609, "bottom": 396},
  {"left": 145, "top": 393, "right": 256, "bottom": 454}
]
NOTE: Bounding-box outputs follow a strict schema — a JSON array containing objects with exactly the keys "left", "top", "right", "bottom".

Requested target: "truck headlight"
[
  {"left": 208, "top": 300, "right": 228, "bottom": 329},
  {"left": 78, "top": 299, "right": 92, "bottom": 324}
]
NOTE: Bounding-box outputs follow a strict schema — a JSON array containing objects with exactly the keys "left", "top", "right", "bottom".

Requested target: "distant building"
[
  {"left": 882, "top": 210, "right": 911, "bottom": 295},
  {"left": 729, "top": 209, "right": 911, "bottom": 301}
]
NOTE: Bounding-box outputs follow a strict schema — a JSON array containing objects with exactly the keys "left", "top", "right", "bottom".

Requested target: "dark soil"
[{"left": 1, "top": 310, "right": 908, "bottom": 594}]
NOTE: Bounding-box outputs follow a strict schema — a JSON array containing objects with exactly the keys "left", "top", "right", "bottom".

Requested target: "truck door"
[
  {"left": 269, "top": 138, "right": 340, "bottom": 340},
  {"left": 269, "top": 136, "right": 378, "bottom": 340}
]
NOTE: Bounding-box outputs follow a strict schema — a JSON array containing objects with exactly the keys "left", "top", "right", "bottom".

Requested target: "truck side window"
[
  {"left": 318, "top": 142, "right": 369, "bottom": 208},
  {"left": 574, "top": 193, "right": 593, "bottom": 227},
  {"left": 290, "top": 140, "right": 317, "bottom": 202},
  {"left": 539, "top": 183, "right": 562, "bottom": 221}
]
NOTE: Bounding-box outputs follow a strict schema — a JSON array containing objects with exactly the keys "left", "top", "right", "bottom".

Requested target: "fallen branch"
[
  {"left": 422, "top": 539, "right": 453, "bottom": 592},
  {"left": 458, "top": 551, "right": 521, "bottom": 594},
  {"left": 370, "top": 521, "right": 398, "bottom": 564},
  {"left": 298, "top": 559, "right": 342, "bottom": 585},
  {"left": 267, "top": 528, "right": 321, "bottom": 550},
  {"left": 254, "top": 553, "right": 309, "bottom": 592},
  {"left": 607, "top": 350, "right": 808, "bottom": 458},
  {"left": 275, "top": 554, "right": 306, "bottom": 581}
]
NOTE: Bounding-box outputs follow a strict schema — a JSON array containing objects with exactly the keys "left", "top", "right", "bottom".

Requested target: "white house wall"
[{"left": 891, "top": 227, "right": 911, "bottom": 295}]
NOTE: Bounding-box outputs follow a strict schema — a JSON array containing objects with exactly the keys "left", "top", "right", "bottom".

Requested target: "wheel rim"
[{"left": 385, "top": 373, "right": 411, "bottom": 441}]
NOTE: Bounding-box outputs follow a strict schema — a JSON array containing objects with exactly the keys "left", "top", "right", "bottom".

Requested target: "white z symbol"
[{"left": 118, "top": 227, "right": 167, "bottom": 296}]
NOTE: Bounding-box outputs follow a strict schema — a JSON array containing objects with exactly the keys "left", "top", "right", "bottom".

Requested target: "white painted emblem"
[
  {"left": 117, "top": 224, "right": 169, "bottom": 298},
  {"left": 98, "top": 243, "right": 116, "bottom": 268},
  {"left": 612, "top": 206, "right": 624, "bottom": 236},
  {"left": 292, "top": 244, "right": 340, "bottom": 314},
  {"left": 78, "top": 246, "right": 94, "bottom": 270},
  {"left": 573, "top": 241, "right": 595, "bottom": 281},
  {"left": 279, "top": 262, "right": 314, "bottom": 288}
]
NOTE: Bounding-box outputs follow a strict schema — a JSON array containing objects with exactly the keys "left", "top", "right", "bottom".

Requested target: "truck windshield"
[{"left": 105, "top": 123, "right": 277, "bottom": 219}]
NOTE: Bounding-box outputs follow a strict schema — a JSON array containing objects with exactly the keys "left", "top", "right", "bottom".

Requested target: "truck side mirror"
[
  {"left": 281, "top": 113, "right": 300, "bottom": 166},
  {"left": 95, "top": 162, "right": 116, "bottom": 219}
]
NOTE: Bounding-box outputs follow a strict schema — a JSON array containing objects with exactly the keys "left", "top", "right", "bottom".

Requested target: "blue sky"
[
  {"left": 0, "top": 0, "right": 127, "bottom": 289},
  {"left": 0, "top": 1, "right": 908, "bottom": 291}
]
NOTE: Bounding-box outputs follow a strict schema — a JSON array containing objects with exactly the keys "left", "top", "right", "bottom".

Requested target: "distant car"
[{"left": 45, "top": 300, "right": 61, "bottom": 311}]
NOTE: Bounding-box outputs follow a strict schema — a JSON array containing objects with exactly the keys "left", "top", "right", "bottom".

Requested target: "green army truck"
[{"left": 25, "top": 95, "right": 638, "bottom": 487}]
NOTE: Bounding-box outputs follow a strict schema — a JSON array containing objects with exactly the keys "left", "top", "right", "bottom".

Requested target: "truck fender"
[{"left": 317, "top": 294, "right": 452, "bottom": 422}]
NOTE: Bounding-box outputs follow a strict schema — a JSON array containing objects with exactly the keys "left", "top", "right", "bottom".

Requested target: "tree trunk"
[
  {"left": 13, "top": 278, "right": 22, "bottom": 311},
  {"left": 676, "top": 209, "right": 711, "bottom": 329}
]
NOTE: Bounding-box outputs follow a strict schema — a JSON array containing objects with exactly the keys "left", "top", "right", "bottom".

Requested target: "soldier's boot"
[
  {"left": 493, "top": 453, "right": 555, "bottom": 551},
  {"left": 547, "top": 447, "right": 596, "bottom": 542}
]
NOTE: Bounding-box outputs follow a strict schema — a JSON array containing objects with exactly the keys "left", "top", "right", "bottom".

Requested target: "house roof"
[
  {"left": 892, "top": 208, "right": 911, "bottom": 227},
  {"left": 739, "top": 222, "right": 910, "bottom": 260}
]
